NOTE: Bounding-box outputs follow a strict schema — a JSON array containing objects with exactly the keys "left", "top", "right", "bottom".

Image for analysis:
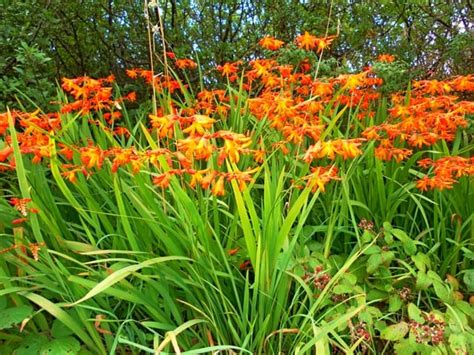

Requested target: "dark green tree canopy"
[{"left": 1, "top": 0, "right": 472, "bottom": 108}]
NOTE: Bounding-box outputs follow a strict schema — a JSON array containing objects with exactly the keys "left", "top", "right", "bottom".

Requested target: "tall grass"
[{"left": 0, "top": 41, "right": 473, "bottom": 353}]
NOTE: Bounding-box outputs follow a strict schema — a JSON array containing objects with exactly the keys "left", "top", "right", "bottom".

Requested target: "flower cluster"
[
  {"left": 303, "top": 265, "right": 331, "bottom": 291},
  {"left": 410, "top": 313, "right": 445, "bottom": 345},
  {"left": 9, "top": 198, "right": 39, "bottom": 225},
  {"left": 416, "top": 156, "right": 474, "bottom": 191},
  {"left": 0, "top": 32, "right": 473, "bottom": 211}
]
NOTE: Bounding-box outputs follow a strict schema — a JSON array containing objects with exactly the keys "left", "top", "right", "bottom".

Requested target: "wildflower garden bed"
[{"left": 0, "top": 32, "right": 473, "bottom": 354}]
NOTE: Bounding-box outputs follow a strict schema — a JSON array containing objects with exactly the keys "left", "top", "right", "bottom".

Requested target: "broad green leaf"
[
  {"left": 416, "top": 271, "right": 432, "bottom": 290},
  {"left": 13, "top": 334, "right": 49, "bottom": 355},
  {"left": 366, "top": 253, "right": 383, "bottom": 274},
  {"left": 364, "top": 245, "right": 381, "bottom": 255},
  {"left": 384, "top": 231, "right": 394, "bottom": 245},
  {"left": 407, "top": 303, "right": 424, "bottom": 324},
  {"left": 0, "top": 305, "right": 33, "bottom": 330},
  {"left": 381, "top": 251, "right": 395, "bottom": 264},
  {"left": 52, "top": 317, "right": 74, "bottom": 338},
  {"left": 388, "top": 294, "right": 403, "bottom": 312},
  {"left": 427, "top": 270, "right": 443, "bottom": 282},
  {"left": 411, "top": 253, "right": 430, "bottom": 272},
  {"left": 462, "top": 269, "right": 474, "bottom": 292},
  {"left": 39, "top": 337, "right": 80, "bottom": 355},
  {"left": 333, "top": 284, "right": 353, "bottom": 295},
  {"left": 382, "top": 221, "right": 393, "bottom": 232},
  {"left": 432, "top": 281, "right": 453, "bottom": 304},
  {"left": 394, "top": 339, "right": 424, "bottom": 354},
  {"left": 449, "top": 334, "right": 469, "bottom": 354},
  {"left": 391, "top": 229, "right": 416, "bottom": 255},
  {"left": 453, "top": 300, "right": 474, "bottom": 317},
  {"left": 380, "top": 321, "right": 409, "bottom": 341},
  {"left": 342, "top": 273, "right": 357, "bottom": 285}
]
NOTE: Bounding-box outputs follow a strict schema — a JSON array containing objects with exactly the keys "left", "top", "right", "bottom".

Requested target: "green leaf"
[
  {"left": 358, "top": 310, "right": 373, "bottom": 325},
  {"left": 394, "top": 339, "right": 424, "bottom": 354},
  {"left": 381, "top": 251, "right": 395, "bottom": 264},
  {"left": 361, "top": 230, "right": 374, "bottom": 243},
  {"left": 367, "top": 253, "right": 383, "bottom": 274},
  {"left": 364, "top": 245, "right": 381, "bottom": 255},
  {"left": 391, "top": 229, "right": 416, "bottom": 255},
  {"left": 13, "top": 334, "right": 49, "bottom": 355},
  {"left": 52, "top": 317, "right": 74, "bottom": 338},
  {"left": 407, "top": 303, "right": 424, "bottom": 324},
  {"left": 388, "top": 294, "right": 403, "bottom": 312},
  {"left": 416, "top": 271, "right": 432, "bottom": 290},
  {"left": 40, "top": 337, "right": 81, "bottom": 355},
  {"left": 383, "top": 222, "right": 393, "bottom": 232},
  {"left": 333, "top": 284, "right": 353, "bottom": 295},
  {"left": 342, "top": 273, "right": 357, "bottom": 285},
  {"left": 0, "top": 295, "right": 6, "bottom": 310},
  {"left": 380, "top": 321, "right": 409, "bottom": 341},
  {"left": 453, "top": 300, "right": 474, "bottom": 318},
  {"left": 68, "top": 256, "right": 190, "bottom": 306},
  {"left": 384, "top": 231, "right": 394, "bottom": 245},
  {"left": 449, "top": 334, "right": 469, "bottom": 354},
  {"left": 432, "top": 281, "right": 453, "bottom": 304},
  {"left": 21, "top": 293, "right": 97, "bottom": 351},
  {"left": 0, "top": 305, "right": 33, "bottom": 330},
  {"left": 411, "top": 253, "right": 431, "bottom": 272},
  {"left": 427, "top": 270, "right": 443, "bottom": 282},
  {"left": 462, "top": 269, "right": 474, "bottom": 292}
]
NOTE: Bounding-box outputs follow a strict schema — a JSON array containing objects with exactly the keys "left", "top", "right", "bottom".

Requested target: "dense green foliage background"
[{"left": 1, "top": 0, "right": 472, "bottom": 109}]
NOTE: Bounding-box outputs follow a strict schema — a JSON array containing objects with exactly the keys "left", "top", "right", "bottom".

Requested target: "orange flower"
[
  {"left": 225, "top": 167, "right": 258, "bottom": 191},
  {"left": 259, "top": 36, "right": 285, "bottom": 51},
  {"left": 182, "top": 115, "right": 216, "bottom": 136},
  {"left": 12, "top": 218, "right": 28, "bottom": 225},
  {"left": 0, "top": 146, "right": 13, "bottom": 162},
  {"left": 10, "top": 198, "right": 32, "bottom": 216},
  {"left": 124, "top": 91, "right": 137, "bottom": 102},
  {"left": 217, "top": 62, "right": 241, "bottom": 81},
  {"left": 126, "top": 69, "right": 138, "bottom": 79},
  {"left": 215, "top": 131, "right": 252, "bottom": 165},
  {"left": 377, "top": 54, "right": 395, "bottom": 63},
  {"left": 228, "top": 248, "right": 240, "bottom": 256},
  {"left": 114, "top": 126, "right": 131, "bottom": 137},
  {"left": 200, "top": 170, "right": 217, "bottom": 190},
  {"left": 175, "top": 59, "right": 197, "bottom": 69},
  {"left": 177, "top": 136, "right": 214, "bottom": 161},
  {"left": 211, "top": 175, "right": 226, "bottom": 196},
  {"left": 334, "top": 139, "right": 364, "bottom": 160},
  {"left": 61, "top": 169, "right": 78, "bottom": 184},
  {"left": 449, "top": 75, "right": 474, "bottom": 92},
  {"left": 296, "top": 32, "right": 317, "bottom": 50},
  {"left": 188, "top": 169, "right": 206, "bottom": 188},
  {"left": 109, "top": 148, "right": 137, "bottom": 173},
  {"left": 149, "top": 114, "right": 177, "bottom": 138},
  {"left": 315, "top": 36, "right": 336, "bottom": 53},
  {"left": 0, "top": 112, "right": 10, "bottom": 135},
  {"left": 80, "top": 146, "right": 104, "bottom": 170},
  {"left": 301, "top": 166, "right": 339, "bottom": 193},
  {"left": 153, "top": 173, "right": 171, "bottom": 189}
]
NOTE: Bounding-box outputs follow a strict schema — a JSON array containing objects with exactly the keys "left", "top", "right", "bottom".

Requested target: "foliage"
[
  {"left": 0, "top": 42, "right": 56, "bottom": 111},
  {"left": 1, "top": 0, "right": 472, "bottom": 109},
  {"left": 0, "top": 26, "right": 473, "bottom": 355}
]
